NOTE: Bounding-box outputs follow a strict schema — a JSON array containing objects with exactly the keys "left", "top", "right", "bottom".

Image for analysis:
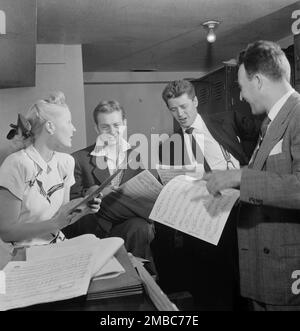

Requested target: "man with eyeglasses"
[{"left": 63, "top": 100, "right": 155, "bottom": 268}]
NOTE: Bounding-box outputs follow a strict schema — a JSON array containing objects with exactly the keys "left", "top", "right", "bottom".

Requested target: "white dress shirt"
[
  {"left": 182, "top": 114, "right": 240, "bottom": 170},
  {"left": 267, "top": 88, "right": 295, "bottom": 127},
  {"left": 91, "top": 135, "right": 131, "bottom": 175}
]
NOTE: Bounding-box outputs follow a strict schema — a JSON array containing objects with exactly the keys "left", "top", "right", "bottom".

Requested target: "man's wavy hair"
[
  {"left": 93, "top": 100, "right": 126, "bottom": 125},
  {"left": 238, "top": 40, "right": 290, "bottom": 82},
  {"left": 162, "top": 80, "right": 196, "bottom": 106}
]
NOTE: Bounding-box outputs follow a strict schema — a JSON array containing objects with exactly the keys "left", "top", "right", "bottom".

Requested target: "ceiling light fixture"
[{"left": 202, "top": 20, "right": 220, "bottom": 43}]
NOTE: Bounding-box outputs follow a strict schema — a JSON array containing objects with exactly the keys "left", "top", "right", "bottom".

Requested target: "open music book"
[
  {"left": 68, "top": 147, "right": 139, "bottom": 213},
  {"left": 119, "top": 170, "right": 163, "bottom": 202},
  {"left": 149, "top": 175, "right": 239, "bottom": 245},
  {"left": 156, "top": 164, "right": 204, "bottom": 185},
  {"left": 0, "top": 235, "right": 124, "bottom": 311}
]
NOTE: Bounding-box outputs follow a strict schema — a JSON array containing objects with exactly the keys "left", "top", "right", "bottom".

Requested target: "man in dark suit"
[
  {"left": 154, "top": 79, "right": 248, "bottom": 310},
  {"left": 204, "top": 40, "right": 300, "bottom": 311},
  {"left": 63, "top": 100, "right": 154, "bottom": 262}
]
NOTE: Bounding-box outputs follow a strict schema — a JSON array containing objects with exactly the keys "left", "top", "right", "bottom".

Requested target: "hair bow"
[{"left": 6, "top": 114, "right": 32, "bottom": 140}]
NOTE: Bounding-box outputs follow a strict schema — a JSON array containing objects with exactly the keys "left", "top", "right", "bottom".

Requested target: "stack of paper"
[
  {"left": 26, "top": 234, "right": 124, "bottom": 278},
  {"left": 87, "top": 246, "right": 143, "bottom": 300},
  {"left": 0, "top": 235, "right": 124, "bottom": 310}
]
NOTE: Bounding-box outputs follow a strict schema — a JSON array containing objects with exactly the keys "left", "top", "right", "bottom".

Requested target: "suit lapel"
[
  {"left": 89, "top": 153, "right": 110, "bottom": 184},
  {"left": 121, "top": 149, "right": 143, "bottom": 184},
  {"left": 120, "top": 149, "right": 134, "bottom": 184},
  {"left": 253, "top": 93, "right": 298, "bottom": 170},
  {"left": 204, "top": 116, "right": 247, "bottom": 164},
  {"left": 88, "top": 147, "right": 142, "bottom": 186}
]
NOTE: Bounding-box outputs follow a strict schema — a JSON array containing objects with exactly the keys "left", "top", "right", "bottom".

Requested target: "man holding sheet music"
[
  {"left": 203, "top": 41, "right": 300, "bottom": 311},
  {"left": 63, "top": 100, "right": 155, "bottom": 268},
  {"left": 155, "top": 79, "right": 248, "bottom": 310}
]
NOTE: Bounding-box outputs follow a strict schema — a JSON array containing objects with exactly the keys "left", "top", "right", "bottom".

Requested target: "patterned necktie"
[
  {"left": 110, "top": 148, "right": 124, "bottom": 187},
  {"left": 110, "top": 169, "right": 124, "bottom": 187},
  {"left": 185, "top": 127, "right": 211, "bottom": 172},
  {"left": 248, "top": 116, "right": 271, "bottom": 168}
]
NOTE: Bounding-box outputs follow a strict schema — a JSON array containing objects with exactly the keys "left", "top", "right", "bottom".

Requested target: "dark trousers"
[
  {"left": 63, "top": 192, "right": 156, "bottom": 270},
  {"left": 183, "top": 206, "right": 242, "bottom": 311},
  {"left": 152, "top": 205, "right": 243, "bottom": 310},
  {"left": 247, "top": 299, "right": 300, "bottom": 311}
]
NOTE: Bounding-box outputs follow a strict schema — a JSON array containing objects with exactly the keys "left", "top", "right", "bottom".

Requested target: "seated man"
[{"left": 63, "top": 100, "right": 154, "bottom": 264}]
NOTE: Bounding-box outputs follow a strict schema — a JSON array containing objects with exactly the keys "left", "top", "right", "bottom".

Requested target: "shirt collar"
[
  {"left": 24, "top": 145, "right": 57, "bottom": 173},
  {"left": 181, "top": 114, "right": 204, "bottom": 134},
  {"left": 268, "top": 88, "right": 295, "bottom": 122},
  {"left": 90, "top": 135, "right": 131, "bottom": 158}
]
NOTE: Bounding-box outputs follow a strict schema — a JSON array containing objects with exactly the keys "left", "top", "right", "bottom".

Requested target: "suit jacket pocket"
[
  {"left": 266, "top": 152, "right": 291, "bottom": 173},
  {"left": 278, "top": 244, "right": 300, "bottom": 305}
]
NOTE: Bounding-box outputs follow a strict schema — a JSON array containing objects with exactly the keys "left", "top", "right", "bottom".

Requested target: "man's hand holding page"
[
  {"left": 149, "top": 175, "right": 240, "bottom": 245},
  {"left": 203, "top": 169, "right": 242, "bottom": 196}
]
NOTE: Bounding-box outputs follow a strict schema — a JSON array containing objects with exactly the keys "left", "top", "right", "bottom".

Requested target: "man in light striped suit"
[{"left": 204, "top": 40, "right": 300, "bottom": 311}]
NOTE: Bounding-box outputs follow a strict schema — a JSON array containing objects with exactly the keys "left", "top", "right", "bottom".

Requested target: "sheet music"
[
  {"left": 26, "top": 235, "right": 124, "bottom": 277},
  {"left": 149, "top": 175, "right": 239, "bottom": 245},
  {"left": 0, "top": 235, "right": 125, "bottom": 310},
  {"left": 156, "top": 164, "right": 204, "bottom": 185},
  {"left": 26, "top": 234, "right": 99, "bottom": 261},
  {"left": 93, "top": 257, "right": 125, "bottom": 280},
  {"left": 0, "top": 251, "right": 93, "bottom": 311},
  {"left": 120, "top": 170, "right": 163, "bottom": 202}
]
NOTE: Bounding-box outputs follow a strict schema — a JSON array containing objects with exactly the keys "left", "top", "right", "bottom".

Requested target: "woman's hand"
[
  {"left": 53, "top": 196, "right": 102, "bottom": 229},
  {"left": 84, "top": 196, "right": 102, "bottom": 214},
  {"left": 52, "top": 199, "right": 83, "bottom": 229},
  {"left": 86, "top": 184, "right": 118, "bottom": 199}
]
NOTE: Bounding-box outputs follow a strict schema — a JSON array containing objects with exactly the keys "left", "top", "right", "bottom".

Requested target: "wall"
[
  {"left": 83, "top": 35, "right": 294, "bottom": 146},
  {"left": 0, "top": 44, "right": 86, "bottom": 163},
  {"left": 0, "top": 0, "right": 36, "bottom": 88},
  {"left": 277, "top": 35, "right": 293, "bottom": 48},
  {"left": 83, "top": 71, "right": 205, "bottom": 147}
]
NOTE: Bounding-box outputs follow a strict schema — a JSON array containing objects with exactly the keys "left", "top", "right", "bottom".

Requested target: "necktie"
[
  {"left": 185, "top": 127, "right": 211, "bottom": 172},
  {"left": 110, "top": 147, "right": 124, "bottom": 187},
  {"left": 248, "top": 116, "right": 271, "bottom": 167},
  {"left": 260, "top": 116, "right": 271, "bottom": 139},
  {"left": 111, "top": 168, "right": 124, "bottom": 187}
]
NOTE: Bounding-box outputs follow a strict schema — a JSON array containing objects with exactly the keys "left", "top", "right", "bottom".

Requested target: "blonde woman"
[{"left": 0, "top": 92, "right": 101, "bottom": 247}]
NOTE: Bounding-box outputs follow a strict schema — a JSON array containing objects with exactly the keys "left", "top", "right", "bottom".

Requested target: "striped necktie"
[
  {"left": 185, "top": 127, "right": 211, "bottom": 172},
  {"left": 248, "top": 116, "right": 271, "bottom": 168},
  {"left": 110, "top": 147, "right": 124, "bottom": 187}
]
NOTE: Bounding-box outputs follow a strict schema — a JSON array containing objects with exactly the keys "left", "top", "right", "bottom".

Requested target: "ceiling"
[{"left": 37, "top": 0, "right": 300, "bottom": 72}]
